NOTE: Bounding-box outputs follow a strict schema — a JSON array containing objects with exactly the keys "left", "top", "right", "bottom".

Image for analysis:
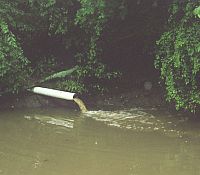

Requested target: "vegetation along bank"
[{"left": 0, "top": 0, "right": 200, "bottom": 113}]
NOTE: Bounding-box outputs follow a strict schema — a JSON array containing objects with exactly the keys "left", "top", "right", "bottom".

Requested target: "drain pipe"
[
  {"left": 31, "top": 87, "right": 87, "bottom": 112},
  {"left": 31, "top": 87, "right": 76, "bottom": 100}
]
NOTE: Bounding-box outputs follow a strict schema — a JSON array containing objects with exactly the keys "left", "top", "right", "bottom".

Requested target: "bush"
[
  {"left": 0, "top": 20, "right": 31, "bottom": 94},
  {"left": 155, "top": 1, "right": 200, "bottom": 112}
]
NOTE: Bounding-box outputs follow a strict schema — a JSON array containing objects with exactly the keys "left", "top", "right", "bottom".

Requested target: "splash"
[{"left": 73, "top": 97, "right": 87, "bottom": 112}]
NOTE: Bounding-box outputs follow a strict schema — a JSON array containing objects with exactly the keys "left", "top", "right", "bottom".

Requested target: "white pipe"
[{"left": 32, "top": 87, "right": 76, "bottom": 101}]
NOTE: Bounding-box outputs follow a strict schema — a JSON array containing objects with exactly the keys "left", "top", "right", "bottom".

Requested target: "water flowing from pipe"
[{"left": 73, "top": 98, "right": 87, "bottom": 112}]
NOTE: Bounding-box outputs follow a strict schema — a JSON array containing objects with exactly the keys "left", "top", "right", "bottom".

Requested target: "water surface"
[{"left": 0, "top": 107, "right": 200, "bottom": 175}]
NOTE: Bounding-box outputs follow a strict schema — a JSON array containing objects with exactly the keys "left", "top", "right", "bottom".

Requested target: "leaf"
[
  {"left": 41, "top": 66, "right": 78, "bottom": 83},
  {"left": 196, "top": 43, "right": 200, "bottom": 52},
  {"left": 194, "top": 6, "right": 200, "bottom": 18}
]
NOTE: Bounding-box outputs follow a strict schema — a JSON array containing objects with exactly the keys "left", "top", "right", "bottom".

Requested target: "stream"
[{"left": 0, "top": 107, "right": 200, "bottom": 175}]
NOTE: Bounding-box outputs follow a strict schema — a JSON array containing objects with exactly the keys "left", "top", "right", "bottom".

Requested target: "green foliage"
[
  {"left": 31, "top": 56, "right": 58, "bottom": 79},
  {"left": 75, "top": 0, "right": 106, "bottom": 36},
  {"left": 0, "top": 0, "right": 122, "bottom": 95},
  {"left": 73, "top": 0, "right": 120, "bottom": 91},
  {"left": 41, "top": 66, "right": 78, "bottom": 83},
  {"left": 155, "top": 0, "right": 200, "bottom": 112},
  {"left": 0, "top": 20, "right": 31, "bottom": 94},
  {"left": 194, "top": 6, "right": 200, "bottom": 18},
  {"left": 55, "top": 79, "right": 86, "bottom": 93},
  {"left": 75, "top": 0, "right": 106, "bottom": 72}
]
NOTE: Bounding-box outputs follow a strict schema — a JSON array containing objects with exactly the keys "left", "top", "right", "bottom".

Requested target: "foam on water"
[
  {"left": 24, "top": 108, "right": 190, "bottom": 138},
  {"left": 84, "top": 108, "right": 185, "bottom": 138},
  {"left": 24, "top": 115, "right": 74, "bottom": 129}
]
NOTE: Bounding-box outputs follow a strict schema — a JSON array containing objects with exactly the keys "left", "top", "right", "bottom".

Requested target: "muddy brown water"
[
  {"left": 0, "top": 107, "right": 200, "bottom": 175},
  {"left": 73, "top": 98, "right": 87, "bottom": 112}
]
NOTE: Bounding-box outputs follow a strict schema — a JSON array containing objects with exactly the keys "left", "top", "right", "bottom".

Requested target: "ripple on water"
[
  {"left": 24, "top": 115, "right": 74, "bottom": 129},
  {"left": 84, "top": 108, "right": 186, "bottom": 138},
  {"left": 24, "top": 108, "right": 193, "bottom": 139}
]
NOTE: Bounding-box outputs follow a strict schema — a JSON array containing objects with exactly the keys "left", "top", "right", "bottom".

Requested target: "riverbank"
[
  {"left": 86, "top": 87, "right": 168, "bottom": 110},
  {"left": 0, "top": 85, "right": 172, "bottom": 112}
]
